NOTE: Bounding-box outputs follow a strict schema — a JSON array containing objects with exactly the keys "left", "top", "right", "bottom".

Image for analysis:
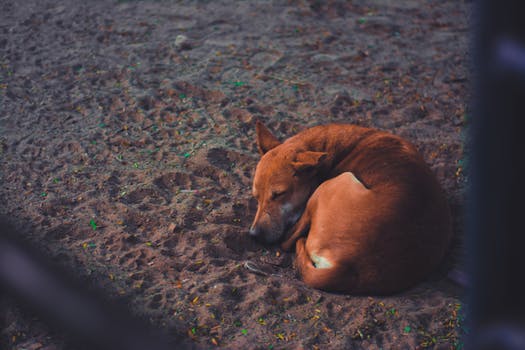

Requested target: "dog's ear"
[
  {"left": 256, "top": 120, "right": 281, "bottom": 155},
  {"left": 291, "top": 151, "right": 328, "bottom": 173}
]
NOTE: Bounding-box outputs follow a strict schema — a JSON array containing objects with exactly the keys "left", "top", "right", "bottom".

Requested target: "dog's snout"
[{"left": 249, "top": 225, "right": 260, "bottom": 238}]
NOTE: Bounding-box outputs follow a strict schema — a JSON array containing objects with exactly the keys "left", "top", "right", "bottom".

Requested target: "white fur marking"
[
  {"left": 282, "top": 202, "right": 301, "bottom": 225},
  {"left": 311, "top": 253, "right": 332, "bottom": 269},
  {"left": 346, "top": 172, "right": 363, "bottom": 185},
  {"left": 281, "top": 202, "right": 293, "bottom": 215}
]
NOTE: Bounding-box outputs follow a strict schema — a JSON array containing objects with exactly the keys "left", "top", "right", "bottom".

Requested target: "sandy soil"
[{"left": 1, "top": 0, "right": 469, "bottom": 349}]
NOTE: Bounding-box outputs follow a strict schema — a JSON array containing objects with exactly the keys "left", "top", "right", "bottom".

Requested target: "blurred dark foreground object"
[
  {"left": 0, "top": 218, "right": 192, "bottom": 350},
  {"left": 468, "top": 0, "right": 525, "bottom": 349}
]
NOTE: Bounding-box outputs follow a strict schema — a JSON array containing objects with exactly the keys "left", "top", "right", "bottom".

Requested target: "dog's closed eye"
[{"left": 271, "top": 190, "right": 287, "bottom": 200}]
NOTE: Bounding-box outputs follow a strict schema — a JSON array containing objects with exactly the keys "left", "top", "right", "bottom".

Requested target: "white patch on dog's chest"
[{"left": 310, "top": 253, "right": 333, "bottom": 269}]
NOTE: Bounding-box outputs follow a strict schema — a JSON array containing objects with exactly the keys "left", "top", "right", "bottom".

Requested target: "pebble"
[{"left": 175, "top": 34, "right": 192, "bottom": 50}]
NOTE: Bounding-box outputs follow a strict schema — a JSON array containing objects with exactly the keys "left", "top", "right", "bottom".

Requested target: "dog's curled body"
[{"left": 251, "top": 122, "right": 452, "bottom": 294}]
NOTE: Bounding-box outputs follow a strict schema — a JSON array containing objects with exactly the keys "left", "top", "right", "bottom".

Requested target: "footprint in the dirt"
[
  {"left": 329, "top": 93, "right": 358, "bottom": 121},
  {"left": 181, "top": 208, "right": 204, "bottom": 230},
  {"left": 44, "top": 223, "right": 74, "bottom": 241},
  {"left": 138, "top": 95, "right": 156, "bottom": 111},
  {"left": 118, "top": 248, "right": 153, "bottom": 269},
  {"left": 214, "top": 281, "right": 245, "bottom": 302},
  {"left": 118, "top": 250, "right": 140, "bottom": 267},
  {"left": 263, "top": 284, "right": 282, "bottom": 302},
  {"left": 121, "top": 187, "right": 166, "bottom": 205},
  {"left": 203, "top": 243, "right": 231, "bottom": 261},
  {"left": 161, "top": 235, "right": 179, "bottom": 249},
  {"left": 121, "top": 210, "right": 155, "bottom": 234},
  {"left": 205, "top": 147, "right": 256, "bottom": 186},
  {"left": 147, "top": 293, "right": 164, "bottom": 310},
  {"left": 370, "top": 108, "right": 406, "bottom": 129},
  {"left": 274, "top": 120, "right": 302, "bottom": 138},
  {"left": 206, "top": 147, "right": 255, "bottom": 171},
  {"left": 206, "top": 148, "right": 232, "bottom": 171},
  {"left": 102, "top": 171, "right": 122, "bottom": 198},
  {"left": 153, "top": 171, "right": 195, "bottom": 193},
  {"left": 191, "top": 163, "right": 230, "bottom": 190},
  {"left": 224, "top": 229, "right": 259, "bottom": 255},
  {"left": 232, "top": 201, "right": 257, "bottom": 218},
  {"left": 158, "top": 235, "right": 180, "bottom": 257},
  {"left": 40, "top": 197, "right": 76, "bottom": 218}
]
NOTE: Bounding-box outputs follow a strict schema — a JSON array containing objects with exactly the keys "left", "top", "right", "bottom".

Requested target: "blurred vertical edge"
[
  {"left": 468, "top": 0, "right": 525, "bottom": 349},
  {"left": 0, "top": 217, "right": 188, "bottom": 350}
]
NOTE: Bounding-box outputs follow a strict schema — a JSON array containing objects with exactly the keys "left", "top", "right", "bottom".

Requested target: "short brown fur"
[{"left": 250, "top": 121, "right": 452, "bottom": 294}]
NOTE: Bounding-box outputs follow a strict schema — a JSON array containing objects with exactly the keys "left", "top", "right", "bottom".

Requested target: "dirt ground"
[{"left": 0, "top": 0, "right": 469, "bottom": 349}]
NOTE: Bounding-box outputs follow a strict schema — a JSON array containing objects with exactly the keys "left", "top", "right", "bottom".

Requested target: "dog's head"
[{"left": 249, "top": 121, "right": 327, "bottom": 244}]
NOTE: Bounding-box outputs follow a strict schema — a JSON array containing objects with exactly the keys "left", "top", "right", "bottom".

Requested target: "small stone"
[{"left": 175, "top": 35, "right": 192, "bottom": 50}]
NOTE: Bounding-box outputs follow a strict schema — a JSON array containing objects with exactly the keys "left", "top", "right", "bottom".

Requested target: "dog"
[{"left": 249, "top": 121, "right": 452, "bottom": 294}]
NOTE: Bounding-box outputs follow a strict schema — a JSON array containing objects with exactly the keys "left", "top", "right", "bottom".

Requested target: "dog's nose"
[{"left": 249, "top": 225, "right": 260, "bottom": 238}]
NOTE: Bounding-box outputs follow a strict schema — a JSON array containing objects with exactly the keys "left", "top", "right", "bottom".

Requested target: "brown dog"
[{"left": 250, "top": 121, "right": 452, "bottom": 294}]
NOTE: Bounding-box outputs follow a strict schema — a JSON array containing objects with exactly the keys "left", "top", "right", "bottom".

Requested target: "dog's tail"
[{"left": 295, "top": 237, "right": 357, "bottom": 293}]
